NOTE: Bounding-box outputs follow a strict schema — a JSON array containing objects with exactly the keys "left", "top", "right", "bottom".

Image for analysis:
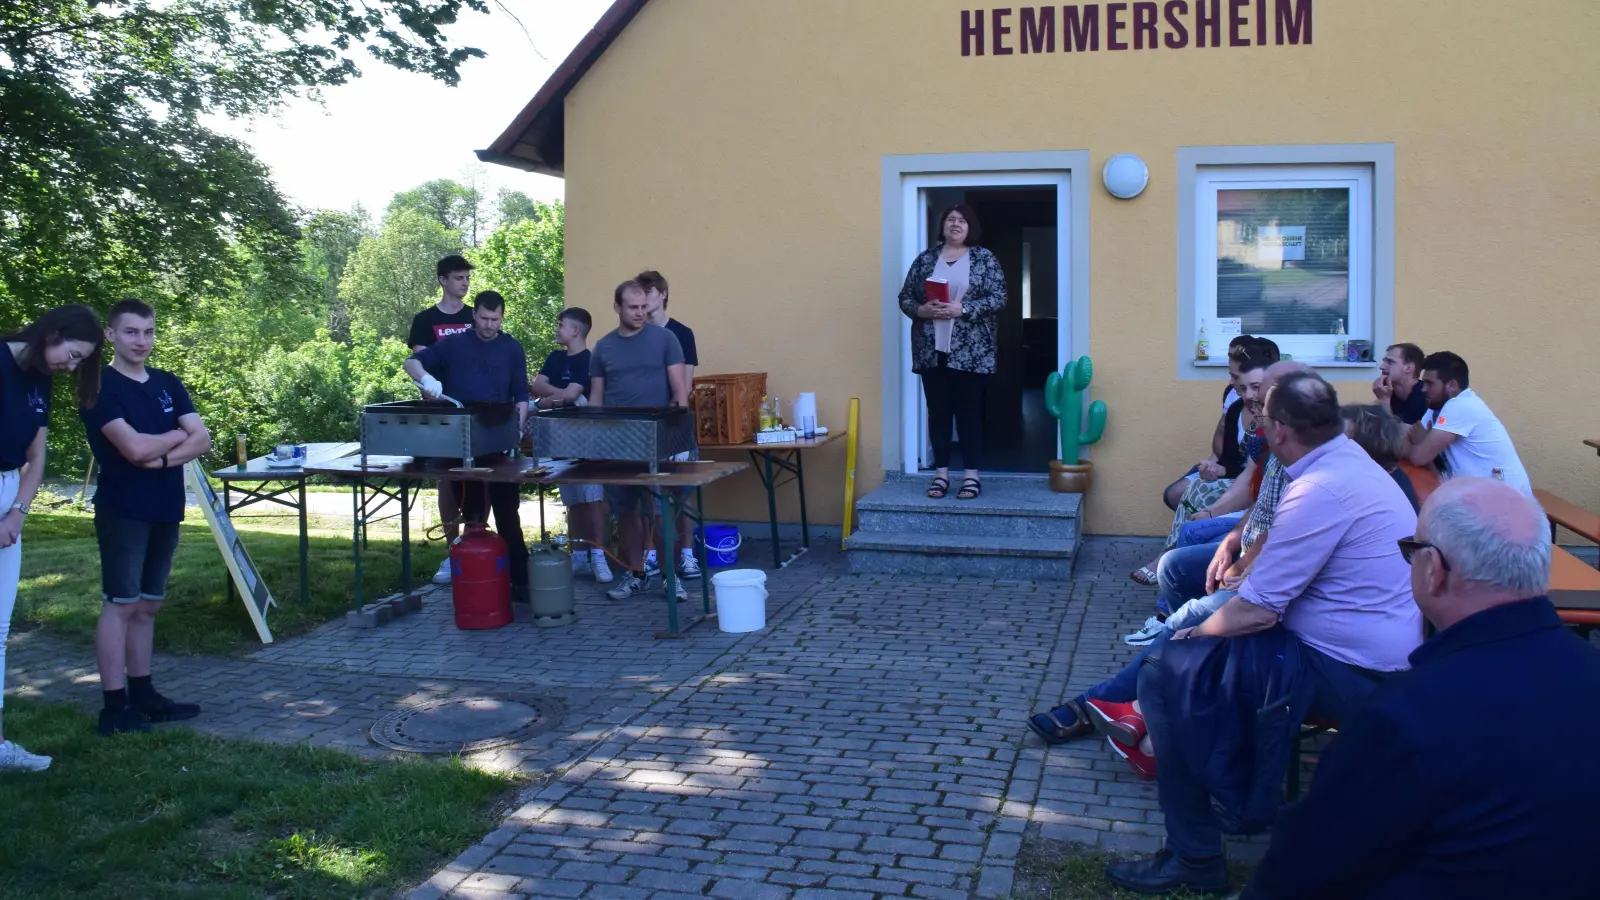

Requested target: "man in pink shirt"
[{"left": 1108, "top": 371, "right": 1423, "bottom": 896}]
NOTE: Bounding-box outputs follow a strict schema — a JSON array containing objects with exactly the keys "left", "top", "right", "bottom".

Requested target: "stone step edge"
[
  {"left": 843, "top": 532, "right": 1077, "bottom": 559},
  {"left": 854, "top": 499, "right": 1081, "bottom": 519}
]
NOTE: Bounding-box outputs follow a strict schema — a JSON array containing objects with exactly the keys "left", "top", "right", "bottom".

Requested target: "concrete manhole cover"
[{"left": 371, "top": 696, "right": 564, "bottom": 754}]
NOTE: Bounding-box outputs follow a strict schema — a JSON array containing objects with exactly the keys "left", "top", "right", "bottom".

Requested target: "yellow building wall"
[{"left": 560, "top": 0, "right": 1600, "bottom": 535}]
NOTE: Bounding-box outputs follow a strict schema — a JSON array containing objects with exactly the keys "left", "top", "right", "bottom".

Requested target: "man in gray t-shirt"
[
  {"left": 590, "top": 281, "right": 690, "bottom": 601},
  {"left": 590, "top": 324, "right": 684, "bottom": 407}
]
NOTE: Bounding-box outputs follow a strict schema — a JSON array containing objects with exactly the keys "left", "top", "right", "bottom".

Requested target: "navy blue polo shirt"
[
  {"left": 81, "top": 366, "right": 196, "bottom": 523},
  {"left": 412, "top": 331, "right": 531, "bottom": 405},
  {"left": 0, "top": 347, "right": 51, "bottom": 471}
]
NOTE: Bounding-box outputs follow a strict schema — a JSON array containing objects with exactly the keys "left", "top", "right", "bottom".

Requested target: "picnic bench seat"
[{"left": 1534, "top": 489, "right": 1600, "bottom": 546}]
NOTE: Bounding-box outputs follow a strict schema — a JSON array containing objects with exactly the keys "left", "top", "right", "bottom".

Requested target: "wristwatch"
[{"left": 9, "top": 502, "right": 27, "bottom": 517}]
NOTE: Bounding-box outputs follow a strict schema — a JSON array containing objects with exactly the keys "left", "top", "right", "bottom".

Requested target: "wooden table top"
[
  {"left": 304, "top": 456, "right": 748, "bottom": 489},
  {"left": 701, "top": 430, "right": 846, "bottom": 452},
  {"left": 213, "top": 442, "right": 361, "bottom": 480},
  {"left": 1551, "top": 546, "right": 1600, "bottom": 626}
]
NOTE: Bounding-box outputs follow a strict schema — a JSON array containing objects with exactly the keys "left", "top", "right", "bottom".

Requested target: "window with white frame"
[{"left": 1193, "top": 164, "right": 1373, "bottom": 363}]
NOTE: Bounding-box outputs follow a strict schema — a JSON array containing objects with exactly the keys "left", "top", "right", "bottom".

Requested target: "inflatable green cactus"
[{"left": 1045, "top": 355, "right": 1107, "bottom": 464}]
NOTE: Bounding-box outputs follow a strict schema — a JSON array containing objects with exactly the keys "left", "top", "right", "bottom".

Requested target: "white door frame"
[{"left": 879, "top": 152, "right": 1093, "bottom": 475}]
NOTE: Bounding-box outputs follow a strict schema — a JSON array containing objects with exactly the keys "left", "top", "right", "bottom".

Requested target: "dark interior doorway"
[{"left": 923, "top": 186, "right": 1059, "bottom": 473}]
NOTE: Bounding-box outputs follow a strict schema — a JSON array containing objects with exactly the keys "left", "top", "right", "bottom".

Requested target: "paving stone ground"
[{"left": 8, "top": 536, "right": 1264, "bottom": 899}]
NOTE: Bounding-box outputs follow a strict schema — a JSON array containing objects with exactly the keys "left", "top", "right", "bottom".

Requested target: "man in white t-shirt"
[{"left": 1403, "top": 350, "right": 1532, "bottom": 495}]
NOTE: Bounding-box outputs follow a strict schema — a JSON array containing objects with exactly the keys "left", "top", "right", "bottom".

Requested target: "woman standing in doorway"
[
  {"left": 897, "top": 203, "right": 1008, "bottom": 500},
  {"left": 0, "top": 304, "right": 103, "bottom": 771}
]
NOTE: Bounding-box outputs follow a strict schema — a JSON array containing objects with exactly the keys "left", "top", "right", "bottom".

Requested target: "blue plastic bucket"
[{"left": 704, "top": 525, "right": 742, "bottom": 567}]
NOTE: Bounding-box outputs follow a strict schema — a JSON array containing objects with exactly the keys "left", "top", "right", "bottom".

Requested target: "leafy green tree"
[
  {"left": 298, "top": 208, "right": 372, "bottom": 338},
  {"left": 496, "top": 189, "right": 539, "bottom": 227},
  {"left": 387, "top": 179, "right": 478, "bottom": 238},
  {"left": 1, "top": 0, "right": 490, "bottom": 316},
  {"left": 472, "top": 201, "right": 564, "bottom": 364},
  {"left": 340, "top": 209, "right": 463, "bottom": 342}
]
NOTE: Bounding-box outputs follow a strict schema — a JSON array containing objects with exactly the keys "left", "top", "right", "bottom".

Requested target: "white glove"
[{"left": 417, "top": 374, "right": 444, "bottom": 399}]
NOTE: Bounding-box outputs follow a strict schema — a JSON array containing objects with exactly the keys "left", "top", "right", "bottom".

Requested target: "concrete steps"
[{"left": 845, "top": 474, "right": 1081, "bottom": 580}]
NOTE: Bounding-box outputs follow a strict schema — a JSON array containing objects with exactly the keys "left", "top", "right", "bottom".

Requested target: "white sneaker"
[
  {"left": 571, "top": 553, "right": 591, "bottom": 576},
  {"left": 432, "top": 558, "right": 453, "bottom": 584},
  {"left": 1123, "top": 616, "right": 1168, "bottom": 646},
  {"left": 607, "top": 573, "right": 650, "bottom": 600},
  {"left": 678, "top": 551, "right": 702, "bottom": 580},
  {"left": 590, "top": 550, "right": 614, "bottom": 584},
  {"left": 0, "top": 740, "right": 51, "bottom": 772},
  {"left": 666, "top": 576, "right": 688, "bottom": 600}
]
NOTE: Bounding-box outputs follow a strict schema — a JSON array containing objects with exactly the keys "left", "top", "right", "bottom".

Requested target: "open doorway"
[{"left": 918, "top": 185, "right": 1060, "bottom": 473}]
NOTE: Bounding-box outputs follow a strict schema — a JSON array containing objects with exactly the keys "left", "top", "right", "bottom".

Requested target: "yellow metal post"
[{"left": 841, "top": 397, "right": 860, "bottom": 548}]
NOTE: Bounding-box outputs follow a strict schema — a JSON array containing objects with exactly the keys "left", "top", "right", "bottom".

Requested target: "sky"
[{"left": 210, "top": 0, "right": 615, "bottom": 218}]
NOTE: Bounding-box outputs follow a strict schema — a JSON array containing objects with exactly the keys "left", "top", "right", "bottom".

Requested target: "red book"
[{"left": 924, "top": 278, "right": 950, "bottom": 303}]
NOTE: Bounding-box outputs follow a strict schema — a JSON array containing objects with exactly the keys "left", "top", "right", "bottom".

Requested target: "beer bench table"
[
  {"left": 1551, "top": 545, "right": 1600, "bottom": 632},
  {"left": 303, "top": 456, "right": 748, "bottom": 638},
  {"left": 211, "top": 442, "right": 360, "bottom": 606},
  {"left": 699, "top": 431, "right": 846, "bottom": 569}
]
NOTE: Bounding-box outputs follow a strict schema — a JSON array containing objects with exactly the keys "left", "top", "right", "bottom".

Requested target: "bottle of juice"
[{"left": 1195, "top": 323, "right": 1210, "bottom": 361}]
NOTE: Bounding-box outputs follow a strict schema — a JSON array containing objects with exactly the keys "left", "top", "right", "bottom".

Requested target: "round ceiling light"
[{"left": 1103, "top": 154, "right": 1149, "bottom": 200}]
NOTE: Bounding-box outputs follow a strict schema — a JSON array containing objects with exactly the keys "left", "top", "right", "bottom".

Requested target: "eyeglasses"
[{"left": 1397, "top": 537, "right": 1451, "bottom": 571}]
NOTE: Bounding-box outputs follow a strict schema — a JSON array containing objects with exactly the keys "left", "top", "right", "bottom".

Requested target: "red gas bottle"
[{"left": 449, "top": 523, "right": 512, "bottom": 629}]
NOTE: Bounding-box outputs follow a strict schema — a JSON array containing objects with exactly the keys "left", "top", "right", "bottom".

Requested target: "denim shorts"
[
  {"left": 94, "top": 510, "right": 181, "bottom": 604},
  {"left": 558, "top": 483, "right": 603, "bottom": 506}
]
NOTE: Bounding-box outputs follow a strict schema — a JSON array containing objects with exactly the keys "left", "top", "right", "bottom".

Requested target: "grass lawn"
[
  {"left": 0, "top": 699, "right": 516, "bottom": 900},
  {"left": 14, "top": 497, "right": 450, "bottom": 656},
  {"left": 1011, "top": 837, "right": 1255, "bottom": 899}
]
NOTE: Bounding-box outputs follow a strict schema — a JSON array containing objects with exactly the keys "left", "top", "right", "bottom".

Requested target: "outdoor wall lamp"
[{"left": 1102, "top": 154, "right": 1149, "bottom": 199}]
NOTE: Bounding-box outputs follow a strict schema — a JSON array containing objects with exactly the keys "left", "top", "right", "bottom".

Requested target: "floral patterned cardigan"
[{"left": 896, "top": 244, "right": 1008, "bottom": 375}]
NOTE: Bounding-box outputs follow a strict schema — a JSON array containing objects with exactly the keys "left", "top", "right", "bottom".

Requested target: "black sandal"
[
  {"left": 927, "top": 476, "right": 950, "bottom": 499},
  {"left": 957, "top": 477, "right": 982, "bottom": 500}
]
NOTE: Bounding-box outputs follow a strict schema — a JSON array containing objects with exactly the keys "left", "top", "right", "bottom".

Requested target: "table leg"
[
  {"left": 696, "top": 486, "right": 710, "bottom": 616},
  {"left": 224, "top": 484, "right": 237, "bottom": 606},
  {"left": 298, "top": 478, "right": 310, "bottom": 604},
  {"left": 660, "top": 490, "right": 679, "bottom": 636},
  {"left": 400, "top": 480, "right": 411, "bottom": 595},
  {"left": 761, "top": 451, "right": 780, "bottom": 569},
  {"left": 351, "top": 478, "right": 364, "bottom": 609},
  {"left": 794, "top": 450, "right": 810, "bottom": 551}
]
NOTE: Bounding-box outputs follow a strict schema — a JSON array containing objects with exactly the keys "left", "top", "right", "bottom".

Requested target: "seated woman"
[{"left": 1031, "top": 399, "right": 1424, "bottom": 778}]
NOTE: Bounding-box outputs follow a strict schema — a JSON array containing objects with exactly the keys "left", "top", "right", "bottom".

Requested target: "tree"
[
  {"left": 0, "top": 0, "right": 491, "bottom": 316},
  {"left": 496, "top": 189, "right": 540, "bottom": 227},
  {"left": 340, "top": 209, "right": 463, "bottom": 341},
  {"left": 386, "top": 179, "right": 478, "bottom": 238},
  {"left": 473, "top": 201, "right": 564, "bottom": 364},
  {"left": 298, "top": 209, "right": 372, "bottom": 338}
]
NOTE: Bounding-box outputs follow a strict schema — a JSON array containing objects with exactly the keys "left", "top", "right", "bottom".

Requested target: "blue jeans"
[
  {"left": 1177, "top": 514, "right": 1241, "bottom": 548},
  {"left": 1157, "top": 541, "right": 1220, "bottom": 616},
  {"left": 1139, "top": 630, "right": 1387, "bottom": 858},
  {"left": 1080, "top": 591, "right": 1234, "bottom": 705}
]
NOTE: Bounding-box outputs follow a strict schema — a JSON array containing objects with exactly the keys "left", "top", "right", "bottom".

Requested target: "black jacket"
[{"left": 1243, "top": 598, "right": 1600, "bottom": 899}]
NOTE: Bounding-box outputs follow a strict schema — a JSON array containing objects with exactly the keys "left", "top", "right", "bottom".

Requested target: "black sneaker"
[
  {"left": 98, "top": 706, "right": 153, "bottom": 736},
  {"left": 131, "top": 692, "right": 201, "bottom": 723}
]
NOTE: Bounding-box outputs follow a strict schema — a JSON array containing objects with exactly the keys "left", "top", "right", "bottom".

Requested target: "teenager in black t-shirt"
[
  {"left": 0, "top": 304, "right": 102, "bottom": 771},
  {"left": 635, "top": 270, "right": 701, "bottom": 580},
  {"left": 408, "top": 254, "right": 474, "bottom": 583},
  {"left": 531, "top": 308, "right": 612, "bottom": 583},
  {"left": 80, "top": 299, "right": 209, "bottom": 736}
]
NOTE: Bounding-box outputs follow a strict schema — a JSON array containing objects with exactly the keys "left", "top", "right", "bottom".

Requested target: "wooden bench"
[{"left": 1534, "top": 489, "right": 1600, "bottom": 546}]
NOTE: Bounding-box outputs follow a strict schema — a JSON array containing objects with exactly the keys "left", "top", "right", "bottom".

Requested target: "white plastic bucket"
[{"left": 712, "top": 569, "right": 768, "bottom": 633}]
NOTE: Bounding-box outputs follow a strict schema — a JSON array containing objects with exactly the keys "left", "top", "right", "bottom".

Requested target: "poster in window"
[{"left": 1257, "top": 226, "right": 1306, "bottom": 262}]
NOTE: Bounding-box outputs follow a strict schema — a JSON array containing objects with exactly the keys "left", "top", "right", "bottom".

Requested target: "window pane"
[{"left": 1216, "top": 188, "right": 1349, "bottom": 335}]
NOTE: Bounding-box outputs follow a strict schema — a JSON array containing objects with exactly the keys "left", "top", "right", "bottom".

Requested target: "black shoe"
[
  {"left": 131, "top": 692, "right": 201, "bottom": 723},
  {"left": 98, "top": 706, "right": 153, "bottom": 736},
  {"left": 1106, "top": 850, "right": 1230, "bottom": 896},
  {"left": 1027, "top": 698, "right": 1096, "bottom": 744}
]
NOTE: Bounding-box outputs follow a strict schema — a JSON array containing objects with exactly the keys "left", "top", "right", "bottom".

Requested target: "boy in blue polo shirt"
[{"left": 81, "top": 299, "right": 211, "bottom": 735}]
